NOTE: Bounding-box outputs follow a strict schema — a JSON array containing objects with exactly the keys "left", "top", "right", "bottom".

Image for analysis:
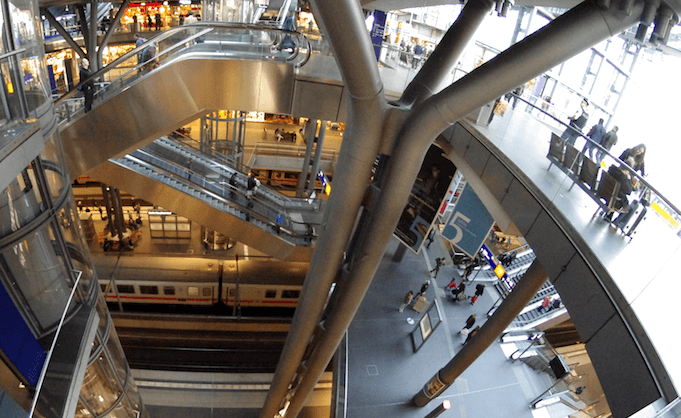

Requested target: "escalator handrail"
[{"left": 54, "top": 22, "right": 312, "bottom": 107}]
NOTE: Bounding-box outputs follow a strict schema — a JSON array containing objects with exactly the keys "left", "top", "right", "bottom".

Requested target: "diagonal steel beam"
[
  {"left": 257, "top": 0, "right": 389, "bottom": 416},
  {"left": 400, "top": 0, "right": 495, "bottom": 108}
]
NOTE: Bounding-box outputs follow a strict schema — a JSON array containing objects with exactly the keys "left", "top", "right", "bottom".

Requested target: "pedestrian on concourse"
[
  {"left": 399, "top": 290, "right": 414, "bottom": 312},
  {"left": 430, "top": 257, "right": 445, "bottom": 278},
  {"left": 471, "top": 283, "right": 485, "bottom": 305},
  {"left": 463, "top": 263, "right": 475, "bottom": 281},
  {"left": 582, "top": 118, "right": 606, "bottom": 160},
  {"left": 451, "top": 281, "right": 466, "bottom": 300},
  {"left": 596, "top": 126, "right": 618, "bottom": 164},
  {"left": 415, "top": 280, "right": 430, "bottom": 299},
  {"left": 463, "top": 325, "right": 480, "bottom": 345},
  {"left": 459, "top": 314, "right": 477, "bottom": 334}
]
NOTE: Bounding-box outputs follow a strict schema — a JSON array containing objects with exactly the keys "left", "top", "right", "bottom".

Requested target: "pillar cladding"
[{"left": 413, "top": 261, "right": 549, "bottom": 407}]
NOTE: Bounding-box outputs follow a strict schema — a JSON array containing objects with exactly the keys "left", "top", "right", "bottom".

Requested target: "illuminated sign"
[{"left": 494, "top": 264, "right": 506, "bottom": 279}]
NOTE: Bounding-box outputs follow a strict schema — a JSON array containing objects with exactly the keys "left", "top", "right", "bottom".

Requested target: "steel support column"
[
  {"left": 258, "top": 0, "right": 389, "bottom": 415},
  {"left": 400, "top": 0, "right": 495, "bottom": 108},
  {"left": 42, "top": 10, "right": 87, "bottom": 61},
  {"left": 97, "top": 0, "right": 130, "bottom": 69},
  {"left": 267, "top": 2, "right": 647, "bottom": 417},
  {"left": 413, "top": 261, "right": 549, "bottom": 406}
]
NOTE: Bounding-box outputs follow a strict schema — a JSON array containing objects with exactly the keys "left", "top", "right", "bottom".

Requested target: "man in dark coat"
[
  {"left": 79, "top": 58, "right": 94, "bottom": 112},
  {"left": 583, "top": 118, "right": 606, "bottom": 160},
  {"left": 597, "top": 126, "right": 618, "bottom": 164}
]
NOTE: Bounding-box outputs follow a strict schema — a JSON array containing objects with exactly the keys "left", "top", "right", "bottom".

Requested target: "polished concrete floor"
[{"left": 345, "top": 236, "right": 558, "bottom": 418}]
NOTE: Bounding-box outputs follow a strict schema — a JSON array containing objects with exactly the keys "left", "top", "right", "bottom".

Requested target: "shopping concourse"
[{"left": 3, "top": 0, "right": 681, "bottom": 418}]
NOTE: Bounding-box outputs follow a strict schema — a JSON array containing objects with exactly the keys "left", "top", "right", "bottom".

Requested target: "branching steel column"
[
  {"left": 413, "top": 261, "right": 549, "bottom": 406},
  {"left": 258, "top": 0, "right": 388, "bottom": 415},
  {"left": 97, "top": 0, "right": 130, "bottom": 69},
  {"left": 275, "top": 1, "right": 646, "bottom": 416},
  {"left": 42, "top": 9, "right": 87, "bottom": 60},
  {"left": 400, "top": 0, "right": 494, "bottom": 108}
]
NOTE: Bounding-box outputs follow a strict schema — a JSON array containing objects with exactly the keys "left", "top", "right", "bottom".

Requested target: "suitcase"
[{"left": 621, "top": 200, "right": 647, "bottom": 238}]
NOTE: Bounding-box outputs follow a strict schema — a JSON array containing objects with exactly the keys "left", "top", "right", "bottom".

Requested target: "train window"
[
  {"left": 203, "top": 287, "right": 211, "bottom": 297},
  {"left": 117, "top": 285, "right": 135, "bottom": 294},
  {"left": 281, "top": 290, "right": 300, "bottom": 299},
  {"left": 163, "top": 286, "right": 175, "bottom": 295},
  {"left": 139, "top": 286, "right": 159, "bottom": 295},
  {"left": 188, "top": 286, "right": 199, "bottom": 296},
  {"left": 100, "top": 284, "right": 107, "bottom": 293},
  {"left": 265, "top": 289, "right": 277, "bottom": 298},
  {"left": 229, "top": 288, "right": 236, "bottom": 297}
]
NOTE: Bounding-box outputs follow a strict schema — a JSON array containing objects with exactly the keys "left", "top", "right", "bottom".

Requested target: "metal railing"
[
  {"left": 54, "top": 23, "right": 313, "bottom": 123},
  {"left": 504, "top": 92, "right": 681, "bottom": 237}
]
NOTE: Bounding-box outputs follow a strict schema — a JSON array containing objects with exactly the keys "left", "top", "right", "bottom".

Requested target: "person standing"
[
  {"left": 459, "top": 314, "right": 476, "bottom": 334},
  {"left": 597, "top": 126, "right": 618, "bottom": 164},
  {"left": 155, "top": 12, "right": 162, "bottom": 30},
  {"left": 415, "top": 280, "right": 430, "bottom": 299},
  {"left": 184, "top": 12, "right": 198, "bottom": 25},
  {"left": 582, "top": 118, "right": 606, "bottom": 160},
  {"left": 147, "top": 14, "right": 152, "bottom": 29},
  {"left": 79, "top": 58, "right": 94, "bottom": 113},
  {"left": 398, "top": 290, "right": 414, "bottom": 312}
]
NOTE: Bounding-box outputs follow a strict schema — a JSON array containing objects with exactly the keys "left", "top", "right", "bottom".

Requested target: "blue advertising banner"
[
  {"left": 370, "top": 10, "right": 387, "bottom": 61},
  {"left": 442, "top": 183, "right": 494, "bottom": 258}
]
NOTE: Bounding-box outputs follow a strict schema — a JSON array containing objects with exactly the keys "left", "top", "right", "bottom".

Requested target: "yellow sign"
[{"left": 494, "top": 264, "right": 506, "bottom": 279}]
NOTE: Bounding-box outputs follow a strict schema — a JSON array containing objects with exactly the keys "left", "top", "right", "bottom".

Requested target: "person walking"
[
  {"left": 451, "top": 281, "right": 466, "bottom": 300},
  {"left": 430, "top": 257, "right": 445, "bottom": 278},
  {"left": 582, "top": 118, "right": 606, "bottom": 160},
  {"left": 415, "top": 280, "right": 430, "bottom": 299},
  {"left": 155, "top": 12, "right": 162, "bottom": 30},
  {"left": 459, "top": 314, "right": 477, "bottom": 334},
  {"left": 463, "top": 325, "right": 480, "bottom": 345},
  {"left": 471, "top": 283, "right": 486, "bottom": 305},
  {"left": 597, "top": 126, "right": 618, "bottom": 164},
  {"left": 561, "top": 98, "right": 589, "bottom": 146},
  {"left": 463, "top": 263, "right": 475, "bottom": 282},
  {"left": 398, "top": 290, "right": 414, "bottom": 312}
]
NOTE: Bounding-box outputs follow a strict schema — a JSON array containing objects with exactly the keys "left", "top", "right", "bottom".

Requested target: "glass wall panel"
[
  {"left": 0, "top": 222, "right": 74, "bottom": 332},
  {"left": 41, "top": 136, "right": 67, "bottom": 201},
  {"left": 104, "top": 326, "right": 128, "bottom": 384},
  {"left": 80, "top": 350, "right": 124, "bottom": 415},
  {"left": 106, "top": 392, "right": 137, "bottom": 418},
  {"left": 8, "top": 0, "right": 50, "bottom": 110},
  {"left": 0, "top": 166, "right": 43, "bottom": 238}
]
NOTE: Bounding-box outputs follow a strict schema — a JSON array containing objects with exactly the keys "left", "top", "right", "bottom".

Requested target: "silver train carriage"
[{"left": 94, "top": 255, "right": 307, "bottom": 308}]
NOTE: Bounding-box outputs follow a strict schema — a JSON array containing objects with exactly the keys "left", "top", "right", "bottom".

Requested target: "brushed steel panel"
[
  {"left": 499, "top": 179, "right": 542, "bottom": 236},
  {"left": 291, "top": 80, "right": 344, "bottom": 121},
  {"left": 524, "top": 210, "right": 577, "bottom": 280},
  {"left": 91, "top": 160, "right": 313, "bottom": 261},
  {"left": 61, "top": 58, "right": 296, "bottom": 180}
]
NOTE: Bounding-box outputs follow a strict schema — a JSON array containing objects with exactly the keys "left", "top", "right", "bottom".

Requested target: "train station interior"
[{"left": 2, "top": 0, "right": 681, "bottom": 417}]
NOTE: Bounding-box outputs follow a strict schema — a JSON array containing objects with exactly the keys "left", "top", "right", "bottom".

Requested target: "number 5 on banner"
[{"left": 447, "top": 212, "right": 471, "bottom": 244}]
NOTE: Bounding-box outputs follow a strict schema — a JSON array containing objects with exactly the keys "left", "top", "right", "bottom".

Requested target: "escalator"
[
  {"left": 90, "top": 137, "right": 320, "bottom": 261},
  {"left": 56, "top": 23, "right": 332, "bottom": 181}
]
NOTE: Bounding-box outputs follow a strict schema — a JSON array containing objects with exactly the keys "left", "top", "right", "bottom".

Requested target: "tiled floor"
[{"left": 346, "top": 237, "right": 555, "bottom": 418}]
